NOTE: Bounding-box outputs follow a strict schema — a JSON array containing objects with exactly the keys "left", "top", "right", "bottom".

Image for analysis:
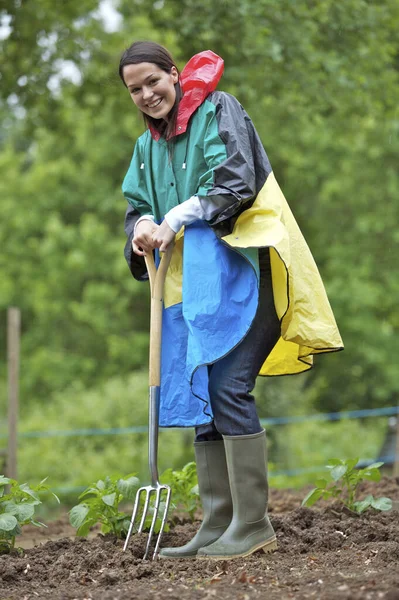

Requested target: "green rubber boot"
[
  {"left": 159, "top": 440, "right": 233, "bottom": 559},
  {"left": 197, "top": 430, "right": 277, "bottom": 560}
]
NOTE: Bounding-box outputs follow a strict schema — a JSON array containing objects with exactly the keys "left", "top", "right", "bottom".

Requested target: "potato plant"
[
  {"left": 302, "top": 458, "right": 392, "bottom": 514},
  {"left": 160, "top": 461, "right": 200, "bottom": 521},
  {"left": 0, "top": 475, "right": 59, "bottom": 554},
  {"left": 70, "top": 463, "right": 200, "bottom": 539},
  {"left": 69, "top": 474, "right": 141, "bottom": 538}
]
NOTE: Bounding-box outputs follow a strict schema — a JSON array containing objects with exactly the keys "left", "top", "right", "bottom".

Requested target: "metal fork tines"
[
  {"left": 123, "top": 482, "right": 171, "bottom": 560},
  {"left": 123, "top": 247, "right": 173, "bottom": 560},
  {"left": 123, "top": 386, "right": 172, "bottom": 559}
]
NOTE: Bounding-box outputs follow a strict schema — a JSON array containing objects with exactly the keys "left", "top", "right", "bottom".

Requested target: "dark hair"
[{"left": 119, "top": 41, "right": 182, "bottom": 140}]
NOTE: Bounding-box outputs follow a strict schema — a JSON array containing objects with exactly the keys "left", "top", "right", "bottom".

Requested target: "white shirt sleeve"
[
  {"left": 164, "top": 195, "right": 228, "bottom": 233},
  {"left": 133, "top": 214, "right": 155, "bottom": 236}
]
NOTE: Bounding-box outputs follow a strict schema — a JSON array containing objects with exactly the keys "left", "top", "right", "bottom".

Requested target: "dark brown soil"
[{"left": 1, "top": 477, "right": 398, "bottom": 600}]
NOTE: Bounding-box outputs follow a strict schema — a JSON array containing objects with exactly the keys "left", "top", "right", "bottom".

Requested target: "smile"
[{"left": 147, "top": 98, "right": 162, "bottom": 109}]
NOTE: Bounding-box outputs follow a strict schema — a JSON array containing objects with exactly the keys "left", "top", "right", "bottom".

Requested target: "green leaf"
[
  {"left": 345, "top": 459, "right": 359, "bottom": 472},
  {"left": 15, "top": 503, "right": 35, "bottom": 522},
  {"left": 51, "top": 492, "right": 61, "bottom": 504},
  {"left": 2, "top": 502, "right": 18, "bottom": 515},
  {"left": 69, "top": 504, "right": 91, "bottom": 529},
  {"left": 362, "top": 493, "right": 374, "bottom": 503},
  {"left": 121, "top": 519, "right": 131, "bottom": 534},
  {"left": 0, "top": 476, "right": 11, "bottom": 487},
  {"left": 30, "top": 520, "right": 47, "bottom": 528},
  {"left": 371, "top": 497, "right": 392, "bottom": 512},
  {"left": 114, "top": 512, "right": 129, "bottom": 522},
  {"left": 326, "top": 459, "right": 343, "bottom": 467},
  {"left": 353, "top": 497, "right": 372, "bottom": 514},
  {"left": 190, "top": 484, "right": 199, "bottom": 496},
  {"left": 96, "top": 480, "right": 105, "bottom": 490},
  {"left": 302, "top": 488, "right": 323, "bottom": 507},
  {"left": 362, "top": 468, "right": 381, "bottom": 482},
  {"left": 314, "top": 479, "right": 328, "bottom": 489},
  {"left": 160, "top": 468, "right": 173, "bottom": 484},
  {"left": 117, "top": 477, "right": 140, "bottom": 500},
  {"left": 78, "top": 487, "right": 98, "bottom": 500},
  {"left": 18, "top": 483, "right": 40, "bottom": 503},
  {"left": 100, "top": 521, "right": 112, "bottom": 535},
  {"left": 9, "top": 523, "right": 22, "bottom": 537},
  {"left": 182, "top": 462, "right": 196, "bottom": 476},
  {"left": 0, "top": 514, "right": 19, "bottom": 532},
  {"left": 365, "top": 462, "right": 384, "bottom": 470},
  {"left": 330, "top": 465, "right": 348, "bottom": 481},
  {"left": 102, "top": 493, "right": 116, "bottom": 507},
  {"left": 77, "top": 518, "right": 97, "bottom": 537}
]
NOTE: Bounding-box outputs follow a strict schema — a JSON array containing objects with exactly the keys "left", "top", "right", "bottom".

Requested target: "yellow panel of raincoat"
[{"left": 222, "top": 172, "right": 344, "bottom": 376}]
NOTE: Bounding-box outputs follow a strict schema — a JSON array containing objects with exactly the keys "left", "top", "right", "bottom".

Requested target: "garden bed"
[{"left": 1, "top": 477, "right": 398, "bottom": 600}]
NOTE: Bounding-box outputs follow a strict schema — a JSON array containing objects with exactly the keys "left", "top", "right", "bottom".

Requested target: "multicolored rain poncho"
[{"left": 123, "top": 51, "right": 343, "bottom": 427}]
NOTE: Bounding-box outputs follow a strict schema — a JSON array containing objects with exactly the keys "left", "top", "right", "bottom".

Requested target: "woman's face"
[{"left": 123, "top": 62, "right": 179, "bottom": 121}]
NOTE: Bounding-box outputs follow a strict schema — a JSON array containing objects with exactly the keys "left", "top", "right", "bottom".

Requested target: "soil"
[{"left": 1, "top": 477, "right": 399, "bottom": 600}]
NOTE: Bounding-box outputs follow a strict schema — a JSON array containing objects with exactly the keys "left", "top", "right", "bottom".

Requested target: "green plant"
[
  {"left": 0, "top": 475, "right": 59, "bottom": 553},
  {"left": 302, "top": 458, "right": 392, "bottom": 514},
  {"left": 161, "top": 461, "right": 200, "bottom": 521},
  {"left": 69, "top": 474, "right": 139, "bottom": 537},
  {"left": 69, "top": 473, "right": 170, "bottom": 538},
  {"left": 70, "top": 462, "right": 201, "bottom": 539}
]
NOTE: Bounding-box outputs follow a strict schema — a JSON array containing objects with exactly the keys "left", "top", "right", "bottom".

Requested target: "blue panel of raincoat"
[{"left": 159, "top": 222, "right": 259, "bottom": 427}]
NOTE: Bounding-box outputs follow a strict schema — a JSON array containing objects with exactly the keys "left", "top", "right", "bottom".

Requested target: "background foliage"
[{"left": 0, "top": 0, "right": 398, "bottom": 495}]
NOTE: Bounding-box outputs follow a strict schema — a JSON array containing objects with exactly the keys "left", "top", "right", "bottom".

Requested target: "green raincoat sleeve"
[{"left": 122, "top": 135, "right": 153, "bottom": 280}]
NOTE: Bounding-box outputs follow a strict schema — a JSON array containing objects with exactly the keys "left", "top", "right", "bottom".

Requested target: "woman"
[{"left": 120, "top": 41, "right": 343, "bottom": 560}]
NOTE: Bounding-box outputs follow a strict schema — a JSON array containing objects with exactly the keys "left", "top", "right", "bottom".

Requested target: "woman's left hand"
[{"left": 152, "top": 220, "right": 176, "bottom": 252}]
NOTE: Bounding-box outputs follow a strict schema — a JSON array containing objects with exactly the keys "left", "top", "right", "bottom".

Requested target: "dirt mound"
[{"left": 0, "top": 477, "right": 398, "bottom": 600}]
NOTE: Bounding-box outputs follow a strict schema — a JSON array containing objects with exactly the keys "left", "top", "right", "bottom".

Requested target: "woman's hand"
[
  {"left": 152, "top": 220, "right": 176, "bottom": 252},
  {"left": 132, "top": 220, "right": 159, "bottom": 256}
]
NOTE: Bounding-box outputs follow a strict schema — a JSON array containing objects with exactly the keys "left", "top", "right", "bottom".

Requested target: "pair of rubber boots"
[{"left": 159, "top": 429, "right": 277, "bottom": 560}]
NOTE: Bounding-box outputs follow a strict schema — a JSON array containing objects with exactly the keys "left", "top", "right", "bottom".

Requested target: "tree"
[
  {"left": 0, "top": 2, "right": 157, "bottom": 403},
  {"left": 1, "top": 0, "right": 398, "bottom": 416}
]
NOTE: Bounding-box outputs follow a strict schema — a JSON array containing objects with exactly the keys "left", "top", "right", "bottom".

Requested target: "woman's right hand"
[{"left": 132, "top": 220, "right": 159, "bottom": 256}]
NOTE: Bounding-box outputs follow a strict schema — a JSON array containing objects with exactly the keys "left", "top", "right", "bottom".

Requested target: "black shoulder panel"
[{"left": 204, "top": 91, "right": 272, "bottom": 236}]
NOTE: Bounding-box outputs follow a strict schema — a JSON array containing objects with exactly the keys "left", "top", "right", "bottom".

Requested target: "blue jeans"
[{"left": 195, "top": 249, "right": 280, "bottom": 441}]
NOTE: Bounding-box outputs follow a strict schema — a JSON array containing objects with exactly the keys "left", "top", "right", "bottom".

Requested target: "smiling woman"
[
  {"left": 119, "top": 41, "right": 182, "bottom": 140},
  {"left": 123, "top": 62, "right": 179, "bottom": 121},
  {"left": 118, "top": 40, "right": 343, "bottom": 561}
]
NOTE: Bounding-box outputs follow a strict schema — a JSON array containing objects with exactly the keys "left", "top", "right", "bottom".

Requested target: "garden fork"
[{"left": 123, "top": 245, "right": 173, "bottom": 560}]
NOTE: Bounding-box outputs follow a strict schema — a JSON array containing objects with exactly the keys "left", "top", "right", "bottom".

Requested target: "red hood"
[{"left": 149, "top": 50, "right": 224, "bottom": 141}]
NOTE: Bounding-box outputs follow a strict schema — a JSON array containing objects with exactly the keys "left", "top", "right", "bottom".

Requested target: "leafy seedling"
[
  {"left": 160, "top": 461, "right": 200, "bottom": 521},
  {"left": 0, "top": 475, "right": 60, "bottom": 554},
  {"left": 69, "top": 474, "right": 169, "bottom": 538},
  {"left": 302, "top": 458, "right": 392, "bottom": 514}
]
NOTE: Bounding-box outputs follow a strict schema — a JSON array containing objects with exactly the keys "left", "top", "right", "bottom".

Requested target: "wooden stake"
[
  {"left": 7, "top": 307, "right": 20, "bottom": 480},
  {"left": 394, "top": 404, "right": 399, "bottom": 478}
]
